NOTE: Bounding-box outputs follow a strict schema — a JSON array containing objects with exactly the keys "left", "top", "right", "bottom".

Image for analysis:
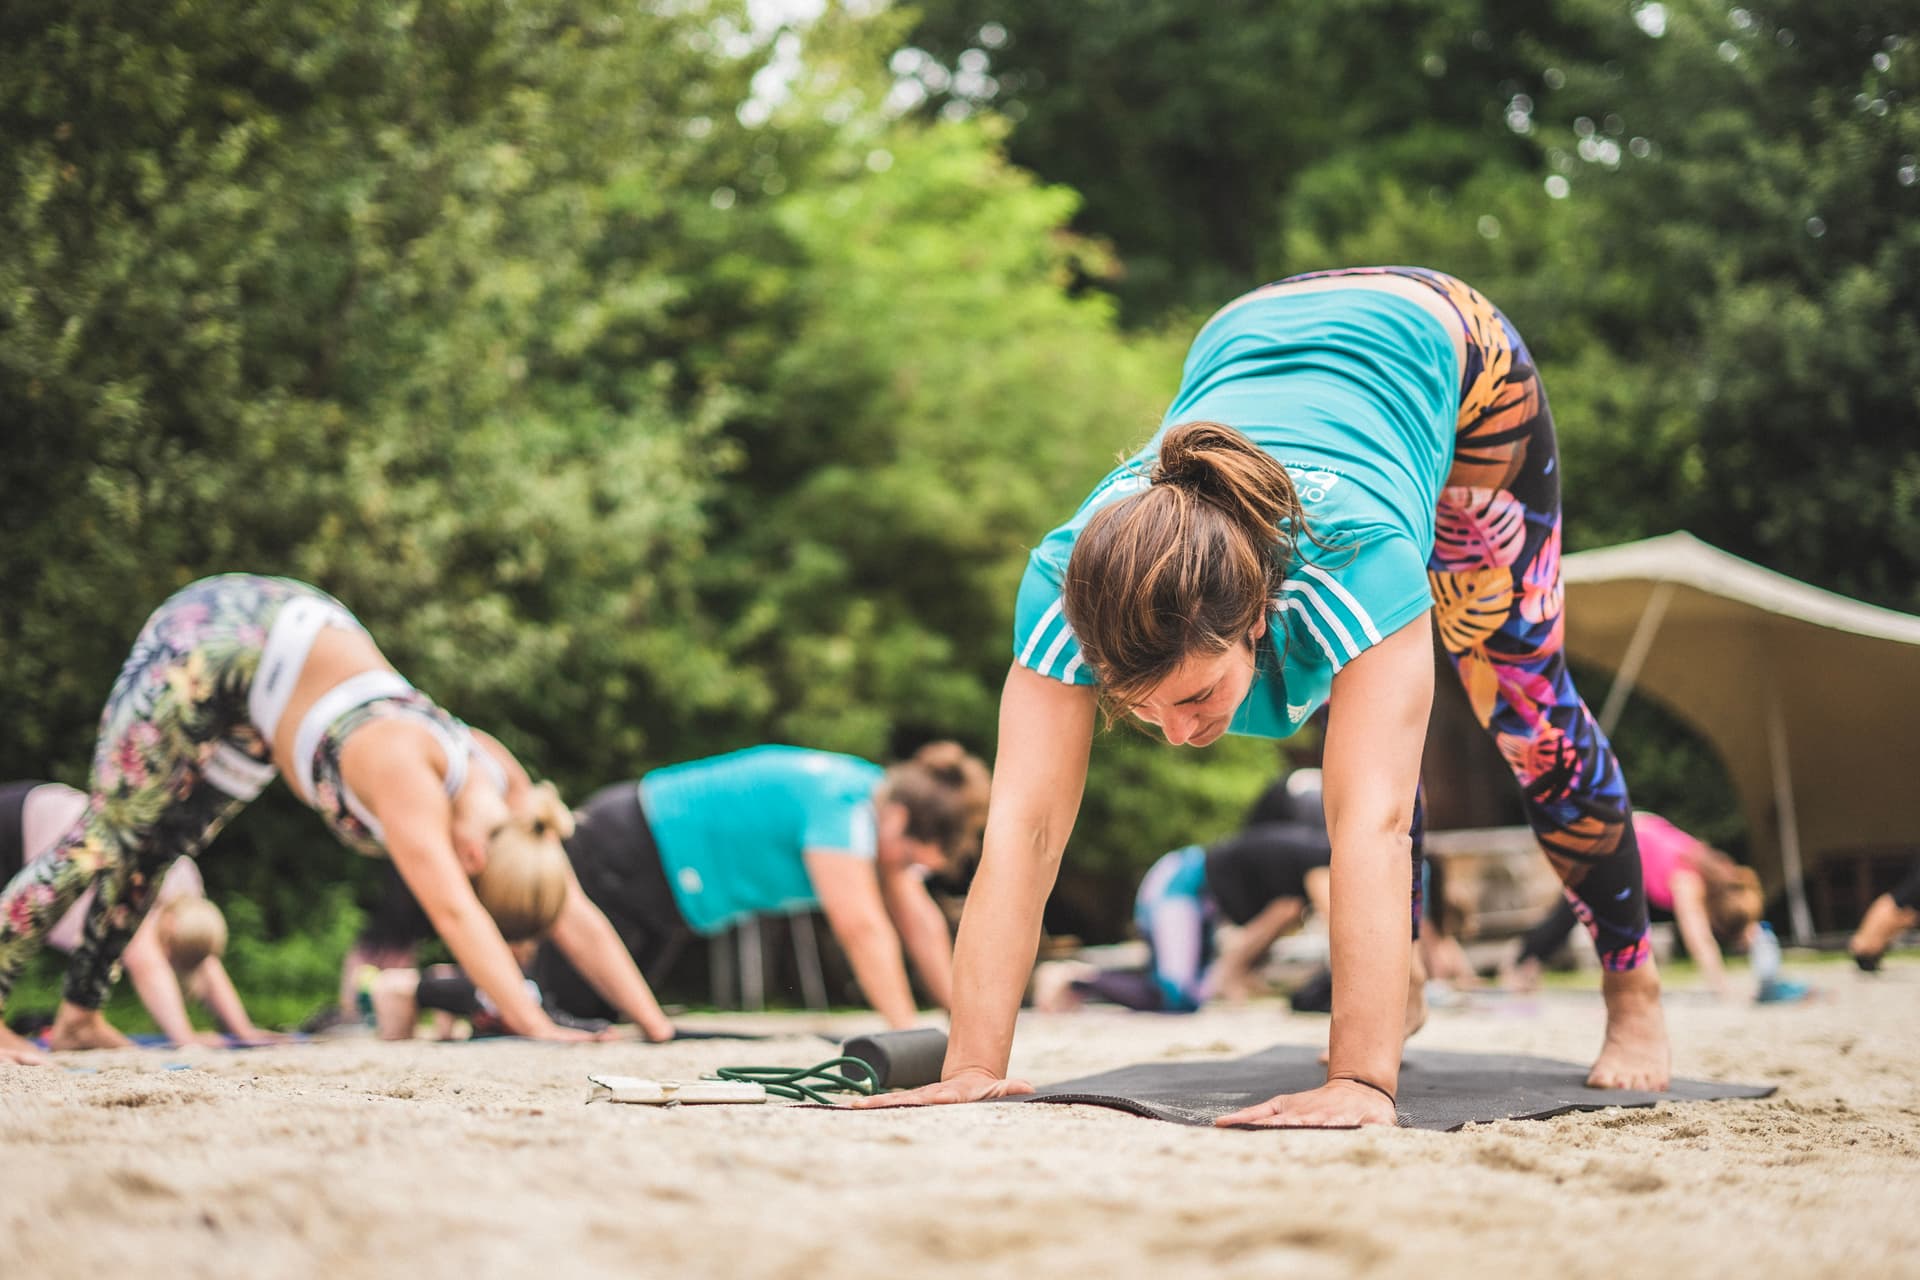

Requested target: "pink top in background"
[
  {"left": 1633, "top": 811, "right": 1698, "bottom": 913},
  {"left": 21, "top": 785, "right": 205, "bottom": 954}
]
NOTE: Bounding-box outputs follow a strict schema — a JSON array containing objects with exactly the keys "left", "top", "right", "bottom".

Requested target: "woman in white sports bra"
[{"left": 0, "top": 573, "right": 675, "bottom": 1065}]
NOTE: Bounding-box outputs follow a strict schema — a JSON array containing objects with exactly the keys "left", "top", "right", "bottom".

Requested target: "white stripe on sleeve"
[
  {"left": 1279, "top": 598, "right": 1347, "bottom": 673},
  {"left": 1018, "top": 597, "right": 1065, "bottom": 668},
  {"left": 1038, "top": 623, "right": 1077, "bottom": 680},
  {"left": 1281, "top": 580, "right": 1359, "bottom": 661},
  {"left": 1299, "top": 562, "right": 1384, "bottom": 645}
]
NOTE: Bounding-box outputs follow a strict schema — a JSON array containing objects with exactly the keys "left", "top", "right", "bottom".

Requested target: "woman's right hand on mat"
[
  {"left": 1215, "top": 1080, "right": 1399, "bottom": 1129},
  {"left": 0, "top": 1023, "right": 50, "bottom": 1066},
  {"left": 847, "top": 1066, "right": 1034, "bottom": 1108}
]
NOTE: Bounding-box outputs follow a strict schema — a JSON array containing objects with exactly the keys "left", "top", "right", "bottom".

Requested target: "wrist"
[{"left": 1328, "top": 1074, "right": 1397, "bottom": 1107}]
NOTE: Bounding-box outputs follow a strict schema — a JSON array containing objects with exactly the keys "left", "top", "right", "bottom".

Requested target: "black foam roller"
[{"left": 841, "top": 1027, "right": 949, "bottom": 1090}]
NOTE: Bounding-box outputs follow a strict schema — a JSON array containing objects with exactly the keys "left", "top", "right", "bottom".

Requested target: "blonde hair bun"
[
  {"left": 159, "top": 897, "right": 228, "bottom": 972},
  {"left": 474, "top": 781, "right": 573, "bottom": 942}
]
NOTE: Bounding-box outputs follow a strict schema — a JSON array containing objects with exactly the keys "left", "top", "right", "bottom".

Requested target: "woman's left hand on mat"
[
  {"left": 847, "top": 1066, "right": 1035, "bottom": 1108},
  {"left": 1216, "top": 1080, "right": 1398, "bottom": 1129}
]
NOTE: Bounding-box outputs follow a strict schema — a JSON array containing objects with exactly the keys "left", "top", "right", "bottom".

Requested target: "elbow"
[
  {"left": 1326, "top": 809, "right": 1414, "bottom": 860},
  {"left": 831, "top": 912, "right": 897, "bottom": 958}
]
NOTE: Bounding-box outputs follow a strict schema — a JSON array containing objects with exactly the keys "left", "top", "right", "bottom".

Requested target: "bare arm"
[
  {"left": 854, "top": 663, "right": 1096, "bottom": 1106},
  {"left": 121, "top": 923, "right": 208, "bottom": 1047},
  {"left": 545, "top": 860, "right": 676, "bottom": 1040},
  {"left": 348, "top": 730, "right": 575, "bottom": 1041},
  {"left": 1221, "top": 613, "right": 1433, "bottom": 1128},
  {"left": 879, "top": 869, "right": 955, "bottom": 1010},
  {"left": 1667, "top": 868, "right": 1728, "bottom": 996},
  {"left": 807, "top": 852, "right": 919, "bottom": 1028},
  {"left": 1207, "top": 896, "right": 1305, "bottom": 1002},
  {"left": 185, "top": 957, "right": 277, "bottom": 1042}
]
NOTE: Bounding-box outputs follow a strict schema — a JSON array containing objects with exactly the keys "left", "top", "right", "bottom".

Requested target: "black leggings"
[
  {"left": 526, "top": 783, "right": 691, "bottom": 1022},
  {"left": 1893, "top": 859, "right": 1920, "bottom": 912}
]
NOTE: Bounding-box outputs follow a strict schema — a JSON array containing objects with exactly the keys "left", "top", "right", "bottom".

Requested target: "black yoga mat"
[{"left": 1017, "top": 1044, "right": 1774, "bottom": 1132}]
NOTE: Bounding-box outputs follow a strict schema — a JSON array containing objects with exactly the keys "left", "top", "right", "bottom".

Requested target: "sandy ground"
[{"left": 3, "top": 962, "right": 1918, "bottom": 1280}]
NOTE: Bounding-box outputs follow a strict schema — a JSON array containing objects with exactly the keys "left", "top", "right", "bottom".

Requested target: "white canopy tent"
[{"left": 1562, "top": 531, "right": 1920, "bottom": 942}]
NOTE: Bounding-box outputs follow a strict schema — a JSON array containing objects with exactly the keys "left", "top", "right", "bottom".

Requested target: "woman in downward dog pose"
[
  {"left": 0, "top": 573, "right": 674, "bottom": 1065},
  {"left": 857, "top": 266, "right": 1669, "bottom": 1126}
]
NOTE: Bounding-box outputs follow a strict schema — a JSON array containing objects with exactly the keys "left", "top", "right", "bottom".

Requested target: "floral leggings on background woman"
[
  {"left": 0, "top": 576, "right": 306, "bottom": 1009},
  {"left": 1287, "top": 267, "right": 1651, "bottom": 971}
]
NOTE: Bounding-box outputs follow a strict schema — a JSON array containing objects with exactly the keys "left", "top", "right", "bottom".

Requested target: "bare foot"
[
  {"left": 1031, "top": 960, "right": 1095, "bottom": 1014},
  {"left": 48, "top": 1002, "right": 133, "bottom": 1051},
  {"left": 1498, "top": 951, "right": 1544, "bottom": 994},
  {"left": 1849, "top": 894, "right": 1918, "bottom": 971},
  {"left": 1587, "top": 964, "right": 1670, "bottom": 1091}
]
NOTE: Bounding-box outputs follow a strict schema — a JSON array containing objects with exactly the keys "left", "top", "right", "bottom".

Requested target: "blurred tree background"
[{"left": 1, "top": 0, "right": 1913, "bottom": 1009}]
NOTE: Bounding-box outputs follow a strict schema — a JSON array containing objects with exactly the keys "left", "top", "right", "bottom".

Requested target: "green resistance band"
[{"left": 711, "top": 1057, "right": 882, "bottom": 1105}]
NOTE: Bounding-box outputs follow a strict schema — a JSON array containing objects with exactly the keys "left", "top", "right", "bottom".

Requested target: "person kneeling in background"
[{"left": 1, "top": 780, "right": 280, "bottom": 1047}]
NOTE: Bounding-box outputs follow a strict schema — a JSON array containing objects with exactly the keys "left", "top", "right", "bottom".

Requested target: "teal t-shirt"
[
  {"left": 639, "top": 746, "right": 886, "bottom": 935},
  {"left": 1015, "top": 287, "right": 1459, "bottom": 739}
]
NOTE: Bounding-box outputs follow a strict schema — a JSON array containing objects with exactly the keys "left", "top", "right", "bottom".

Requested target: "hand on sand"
[
  {"left": 48, "top": 1004, "right": 133, "bottom": 1051},
  {"left": 225, "top": 1029, "right": 292, "bottom": 1047},
  {"left": 0, "top": 1023, "right": 50, "bottom": 1066},
  {"left": 847, "top": 1066, "right": 1035, "bottom": 1109},
  {"left": 1218, "top": 1079, "right": 1398, "bottom": 1128}
]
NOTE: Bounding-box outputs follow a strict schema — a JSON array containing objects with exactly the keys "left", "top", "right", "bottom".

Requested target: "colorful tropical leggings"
[
  {"left": 1284, "top": 267, "right": 1651, "bottom": 972},
  {"left": 0, "top": 574, "right": 314, "bottom": 1008}
]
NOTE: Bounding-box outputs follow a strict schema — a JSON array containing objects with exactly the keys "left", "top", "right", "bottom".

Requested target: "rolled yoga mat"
[
  {"left": 1015, "top": 1043, "right": 1774, "bottom": 1132},
  {"left": 841, "top": 1027, "right": 949, "bottom": 1090}
]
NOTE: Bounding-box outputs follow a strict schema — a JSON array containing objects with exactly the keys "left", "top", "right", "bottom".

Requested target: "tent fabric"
[
  {"left": 1015, "top": 1043, "right": 1774, "bottom": 1132},
  {"left": 1560, "top": 532, "right": 1920, "bottom": 896}
]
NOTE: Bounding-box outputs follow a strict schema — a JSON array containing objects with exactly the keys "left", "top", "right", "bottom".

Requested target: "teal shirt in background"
[
  {"left": 640, "top": 746, "right": 886, "bottom": 935},
  {"left": 1015, "top": 286, "right": 1459, "bottom": 739}
]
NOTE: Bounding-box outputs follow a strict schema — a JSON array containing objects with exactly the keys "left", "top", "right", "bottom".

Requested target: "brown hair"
[
  {"left": 1705, "top": 866, "right": 1765, "bottom": 949},
  {"left": 158, "top": 897, "right": 228, "bottom": 973},
  {"left": 474, "top": 781, "right": 574, "bottom": 942},
  {"left": 880, "top": 741, "right": 991, "bottom": 871},
  {"left": 1684, "top": 839, "right": 1765, "bottom": 948},
  {"left": 1064, "top": 421, "right": 1311, "bottom": 713}
]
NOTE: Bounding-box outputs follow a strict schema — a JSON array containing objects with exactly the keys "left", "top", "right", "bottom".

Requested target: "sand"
[{"left": 3, "top": 963, "right": 1917, "bottom": 1280}]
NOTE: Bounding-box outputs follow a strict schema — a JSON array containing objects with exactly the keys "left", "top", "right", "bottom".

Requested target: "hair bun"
[
  {"left": 527, "top": 780, "right": 575, "bottom": 840},
  {"left": 912, "top": 740, "right": 970, "bottom": 785}
]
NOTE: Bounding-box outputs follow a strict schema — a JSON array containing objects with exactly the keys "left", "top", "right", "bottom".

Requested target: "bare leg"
[
  {"left": 1587, "top": 961, "right": 1670, "bottom": 1090},
  {"left": 1850, "top": 893, "right": 1918, "bottom": 969},
  {"left": 371, "top": 968, "right": 423, "bottom": 1041}
]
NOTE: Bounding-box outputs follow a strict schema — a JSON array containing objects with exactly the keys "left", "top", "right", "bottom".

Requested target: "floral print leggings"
[
  {"left": 1285, "top": 267, "right": 1651, "bottom": 971},
  {"left": 0, "top": 575, "right": 316, "bottom": 1008}
]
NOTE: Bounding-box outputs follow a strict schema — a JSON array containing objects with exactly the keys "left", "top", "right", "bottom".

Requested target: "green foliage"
[
  {"left": 7, "top": 0, "right": 1914, "bottom": 979},
  {"left": 907, "top": 0, "right": 1920, "bottom": 852}
]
